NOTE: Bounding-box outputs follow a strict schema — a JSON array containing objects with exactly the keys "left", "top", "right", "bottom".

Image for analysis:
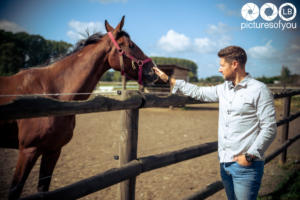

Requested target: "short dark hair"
[{"left": 218, "top": 46, "right": 247, "bottom": 67}]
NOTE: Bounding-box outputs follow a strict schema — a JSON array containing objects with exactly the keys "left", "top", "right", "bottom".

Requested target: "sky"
[{"left": 0, "top": 0, "right": 299, "bottom": 79}]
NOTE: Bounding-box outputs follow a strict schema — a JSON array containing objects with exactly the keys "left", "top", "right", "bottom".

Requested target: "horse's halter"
[{"left": 108, "top": 32, "right": 152, "bottom": 85}]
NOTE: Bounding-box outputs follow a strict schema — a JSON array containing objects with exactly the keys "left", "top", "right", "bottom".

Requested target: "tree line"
[{"left": 0, "top": 30, "right": 72, "bottom": 76}]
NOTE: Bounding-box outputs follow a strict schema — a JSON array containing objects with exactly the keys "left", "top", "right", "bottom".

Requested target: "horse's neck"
[{"left": 51, "top": 41, "right": 110, "bottom": 100}]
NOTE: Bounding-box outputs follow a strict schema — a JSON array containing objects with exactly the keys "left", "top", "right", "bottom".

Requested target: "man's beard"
[{"left": 224, "top": 73, "right": 235, "bottom": 82}]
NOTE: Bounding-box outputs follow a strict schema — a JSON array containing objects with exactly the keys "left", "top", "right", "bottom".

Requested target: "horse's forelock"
[{"left": 116, "top": 31, "right": 130, "bottom": 40}]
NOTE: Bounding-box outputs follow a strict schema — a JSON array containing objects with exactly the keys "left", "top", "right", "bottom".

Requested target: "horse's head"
[{"left": 105, "top": 16, "right": 159, "bottom": 85}]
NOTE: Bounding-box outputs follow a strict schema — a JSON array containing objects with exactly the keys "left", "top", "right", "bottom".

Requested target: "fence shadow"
[{"left": 183, "top": 106, "right": 219, "bottom": 111}]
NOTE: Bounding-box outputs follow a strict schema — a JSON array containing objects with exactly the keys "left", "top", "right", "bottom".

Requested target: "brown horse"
[{"left": 0, "top": 16, "right": 158, "bottom": 199}]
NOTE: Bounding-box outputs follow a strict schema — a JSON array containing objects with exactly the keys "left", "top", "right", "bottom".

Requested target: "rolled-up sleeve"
[
  {"left": 172, "top": 80, "right": 219, "bottom": 102},
  {"left": 247, "top": 85, "right": 277, "bottom": 158}
]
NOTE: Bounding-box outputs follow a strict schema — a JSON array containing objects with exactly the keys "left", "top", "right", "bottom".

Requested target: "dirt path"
[{"left": 0, "top": 103, "right": 299, "bottom": 199}]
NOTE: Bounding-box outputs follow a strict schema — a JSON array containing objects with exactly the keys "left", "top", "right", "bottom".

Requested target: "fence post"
[
  {"left": 119, "top": 90, "right": 139, "bottom": 200},
  {"left": 280, "top": 96, "right": 291, "bottom": 164}
]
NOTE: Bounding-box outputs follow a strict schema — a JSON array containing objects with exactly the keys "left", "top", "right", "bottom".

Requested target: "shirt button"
[
  {"left": 229, "top": 101, "right": 232, "bottom": 104},
  {"left": 227, "top": 110, "right": 231, "bottom": 115}
]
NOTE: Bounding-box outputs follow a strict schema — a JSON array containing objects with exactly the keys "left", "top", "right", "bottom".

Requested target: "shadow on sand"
[{"left": 182, "top": 106, "right": 219, "bottom": 111}]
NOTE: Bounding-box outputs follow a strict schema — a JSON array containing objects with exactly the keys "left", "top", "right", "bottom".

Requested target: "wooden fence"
[{"left": 0, "top": 89, "right": 299, "bottom": 200}]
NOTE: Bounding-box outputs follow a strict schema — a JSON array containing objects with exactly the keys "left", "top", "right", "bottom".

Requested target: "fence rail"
[
  {"left": 20, "top": 142, "right": 218, "bottom": 200},
  {"left": 1, "top": 90, "right": 299, "bottom": 120},
  {"left": 1, "top": 89, "right": 299, "bottom": 200},
  {"left": 0, "top": 93, "right": 199, "bottom": 120},
  {"left": 273, "top": 90, "right": 300, "bottom": 99}
]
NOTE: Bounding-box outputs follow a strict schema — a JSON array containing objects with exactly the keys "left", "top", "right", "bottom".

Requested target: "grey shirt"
[{"left": 172, "top": 75, "right": 277, "bottom": 163}]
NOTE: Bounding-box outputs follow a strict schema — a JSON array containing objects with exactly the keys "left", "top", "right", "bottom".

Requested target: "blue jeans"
[{"left": 220, "top": 161, "right": 264, "bottom": 200}]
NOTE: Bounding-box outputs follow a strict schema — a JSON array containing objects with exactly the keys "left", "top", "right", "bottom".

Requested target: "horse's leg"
[
  {"left": 38, "top": 149, "right": 61, "bottom": 192},
  {"left": 8, "top": 147, "right": 40, "bottom": 200}
]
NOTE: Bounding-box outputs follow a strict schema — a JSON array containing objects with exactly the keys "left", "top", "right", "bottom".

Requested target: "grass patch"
[
  {"left": 274, "top": 95, "right": 300, "bottom": 113},
  {"left": 258, "top": 169, "right": 300, "bottom": 200},
  {"left": 291, "top": 96, "right": 300, "bottom": 111}
]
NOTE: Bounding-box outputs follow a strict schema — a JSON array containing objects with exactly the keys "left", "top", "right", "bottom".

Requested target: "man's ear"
[{"left": 232, "top": 60, "right": 239, "bottom": 71}]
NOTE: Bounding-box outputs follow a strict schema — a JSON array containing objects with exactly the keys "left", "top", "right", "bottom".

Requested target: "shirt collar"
[
  {"left": 227, "top": 81, "right": 234, "bottom": 90},
  {"left": 227, "top": 73, "right": 251, "bottom": 90}
]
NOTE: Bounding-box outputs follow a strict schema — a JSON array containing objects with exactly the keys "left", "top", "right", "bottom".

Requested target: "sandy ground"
[{"left": 0, "top": 102, "right": 299, "bottom": 200}]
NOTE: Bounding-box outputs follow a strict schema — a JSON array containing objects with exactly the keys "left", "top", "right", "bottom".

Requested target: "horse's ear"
[
  {"left": 105, "top": 20, "right": 114, "bottom": 32},
  {"left": 114, "top": 16, "right": 125, "bottom": 33}
]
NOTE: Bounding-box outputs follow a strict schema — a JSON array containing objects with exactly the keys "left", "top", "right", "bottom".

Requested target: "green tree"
[
  {"left": 112, "top": 71, "right": 122, "bottom": 82},
  {"left": 0, "top": 42, "right": 24, "bottom": 75},
  {"left": 281, "top": 65, "right": 291, "bottom": 88},
  {"left": 205, "top": 76, "right": 224, "bottom": 83},
  {"left": 46, "top": 40, "right": 72, "bottom": 60},
  {"left": 256, "top": 76, "right": 280, "bottom": 84},
  {"left": 0, "top": 30, "right": 72, "bottom": 76},
  {"left": 100, "top": 71, "right": 114, "bottom": 81}
]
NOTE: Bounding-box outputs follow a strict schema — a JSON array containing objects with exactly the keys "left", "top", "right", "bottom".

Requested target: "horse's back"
[{"left": 0, "top": 68, "right": 46, "bottom": 105}]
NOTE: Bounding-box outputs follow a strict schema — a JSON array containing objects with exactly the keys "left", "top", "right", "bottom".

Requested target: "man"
[{"left": 153, "top": 46, "right": 277, "bottom": 200}]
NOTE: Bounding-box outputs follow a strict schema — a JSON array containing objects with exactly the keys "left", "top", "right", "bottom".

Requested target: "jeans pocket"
[{"left": 235, "top": 161, "right": 252, "bottom": 168}]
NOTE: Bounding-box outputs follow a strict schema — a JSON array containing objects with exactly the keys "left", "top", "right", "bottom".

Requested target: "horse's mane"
[
  {"left": 49, "top": 31, "right": 130, "bottom": 63},
  {"left": 72, "top": 32, "right": 105, "bottom": 53},
  {"left": 20, "top": 31, "right": 130, "bottom": 71}
]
